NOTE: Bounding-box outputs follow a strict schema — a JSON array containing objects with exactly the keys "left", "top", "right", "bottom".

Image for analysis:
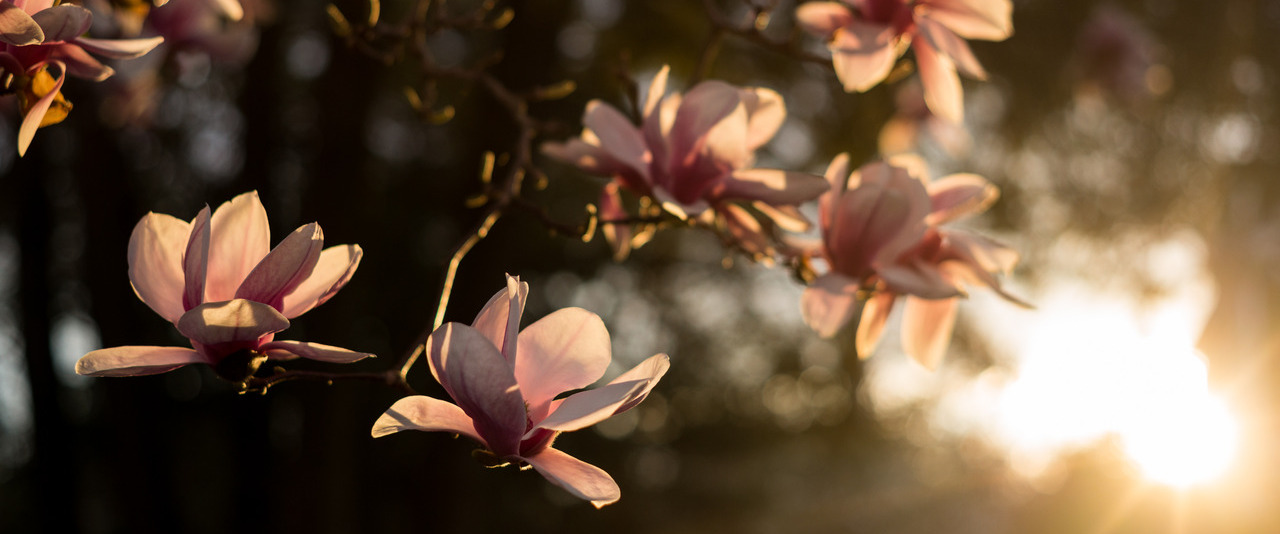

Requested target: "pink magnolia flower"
[
  {"left": 0, "top": 0, "right": 163, "bottom": 154},
  {"left": 76, "top": 191, "right": 371, "bottom": 380},
  {"left": 801, "top": 155, "right": 1024, "bottom": 368},
  {"left": 543, "top": 66, "right": 828, "bottom": 258},
  {"left": 372, "top": 275, "right": 669, "bottom": 508},
  {"left": 796, "top": 0, "right": 1012, "bottom": 122}
]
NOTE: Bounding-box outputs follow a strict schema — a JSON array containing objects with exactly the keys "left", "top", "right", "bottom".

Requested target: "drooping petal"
[
  {"left": 128, "top": 212, "right": 192, "bottom": 323},
  {"left": 182, "top": 206, "right": 211, "bottom": 311},
  {"left": 426, "top": 323, "right": 526, "bottom": 458},
  {"left": 740, "top": 87, "right": 785, "bottom": 152},
  {"left": 73, "top": 35, "right": 165, "bottom": 59},
  {"left": 16, "top": 61, "right": 65, "bottom": 157},
  {"left": 829, "top": 20, "right": 901, "bottom": 93},
  {"left": 75, "top": 346, "right": 207, "bottom": 377},
  {"left": 913, "top": 33, "right": 964, "bottom": 123},
  {"left": 0, "top": 2, "right": 42, "bottom": 46},
  {"left": 470, "top": 274, "right": 528, "bottom": 365},
  {"left": 921, "top": 0, "right": 1012, "bottom": 41},
  {"left": 175, "top": 299, "right": 290, "bottom": 347},
  {"left": 370, "top": 395, "right": 483, "bottom": 445},
  {"left": 52, "top": 44, "right": 113, "bottom": 81},
  {"left": 926, "top": 172, "right": 997, "bottom": 224},
  {"left": 901, "top": 296, "right": 958, "bottom": 370},
  {"left": 715, "top": 168, "right": 829, "bottom": 206},
  {"left": 795, "top": 1, "right": 854, "bottom": 36},
  {"left": 855, "top": 290, "right": 896, "bottom": 357},
  {"left": 523, "top": 447, "right": 620, "bottom": 509},
  {"left": 258, "top": 340, "right": 374, "bottom": 363},
  {"left": 278, "top": 244, "right": 362, "bottom": 318},
  {"left": 916, "top": 17, "right": 987, "bottom": 79},
  {"left": 205, "top": 191, "right": 270, "bottom": 302},
  {"left": 234, "top": 223, "right": 323, "bottom": 310},
  {"left": 801, "top": 272, "right": 860, "bottom": 338},
  {"left": 583, "top": 100, "right": 651, "bottom": 180},
  {"left": 515, "top": 307, "right": 612, "bottom": 416},
  {"left": 30, "top": 5, "right": 90, "bottom": 42}
]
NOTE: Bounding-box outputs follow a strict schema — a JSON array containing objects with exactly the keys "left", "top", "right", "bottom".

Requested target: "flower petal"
[
  {"left": 597, "top": 352, "right": 669, "bottom": 415},
  {"left": 128, "top": 212, "right": 192, "bottom": 323},
  {"left": 801, "top": 273, "right": 860, "bottom": 338},
  {"left": 598, "top": 182, "right": 633, "bottom": 261},
  {"left": 75, "top": 346, "right": 207, "bottom": 377},
  {"left": 583, "top": 100, "right": 650, "bottom": 180},
  {"left": 31, "top": 5, "right": 90, "bottom": 42},
  {"left": 819, "top": 153, "right": 851, "bottom": 234},
  {"left": 716, "top": 168, "right": 829, "bottom": 206},
  {"left": 515, "top": 307, "right": 612, "bottom": 417},
  {"left": 740, "top": 87, "right": 785, "bottom": 152},
  {"left": 795, "top": 1, "right": 853, "bottom": 36},
  {"left": 370, "top": 395, "right": 483, "bottom": 445},
  {"left": 52, "top": 44, "right": 113, "bottom": 81},
  {"left": 917, "top": 17, "right": 987, "bottom": 79},
  {"left": 471, "top": 274, "right": 528, "bottom": 365},
  {"left": 523, "top": 447, "right": 620, "bottom": 508},
  {"left": 902, "top": 296, "right": 957, "bottom": 370},
  {"left": 913, "top": 33, "right": 964, "bottom": 123},
  {"left": 856, "top": 291, "right": 896, "bottom": 357},
  {"left": 641, "top": 65, "right": 670, "bottom": 118},
  {"left": 73, "top": 35, "right": 165, "bottom": 59},
  {"left": 922, "top": 0, "right": 1012, "bottom": 41},
  {"left": 205, "top": 191, "right": 270, "bottom": 302},
  {"left": 427, "top": 323, "right": 526, "bottom": 458},
  {"left": 718, "top": 203, "right": 771, "bottom": 257},
  {"left": 541, "top": 137, "right": 631, "bottom": 178},
  {"left": 278, "top": 244, "right": 362, "bottom": 318},
  {"left": 0, "top": 2, "right": 42, "bottom": 46},
  {"left": 175, "top": 299, "right": 290, "bottom": 347},
  {"left": 829, "top": 20, "right": 901, "bottom": 92},
  {"left": 234, "top": 223, "right": 323, "bottom": 310},
  {"left": 533, "top": 353, "right": 669, "bottom": 435},
  {"left": 258, "top": 340, "right": 373, "bottom": 363},
  {"left": 926, "top": 172, "right": 997, "bottom": 224},
  {"left": 16, "top": 61, "right": 65, "bottom": 157},
  {"left": 182, "top": 206, "right": 211, "bottom": 311}
]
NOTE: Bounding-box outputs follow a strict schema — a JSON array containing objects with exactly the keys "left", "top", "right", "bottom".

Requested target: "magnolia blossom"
[
  {"left": 373, "top": 275, "right": 669, "bottom": 508},
  {"left": 801, "top": 155, "right": 1024, "bottom": 368},
  {"left": 796, "top": 0, "right": 1012, "bottom": 122},
  {"left": 77, "top": 191, "right": 371, "bottom": 380},
  {"left": 543, "top": 66, "right": 828, "bottom": 258},
  {"left": 0, "top": 0, "right": 163, "bottom": 154}
]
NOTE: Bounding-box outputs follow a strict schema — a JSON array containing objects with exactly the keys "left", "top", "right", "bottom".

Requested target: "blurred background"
[{"left": 2, "top": 0, "right": 1279, "bottom": 532}]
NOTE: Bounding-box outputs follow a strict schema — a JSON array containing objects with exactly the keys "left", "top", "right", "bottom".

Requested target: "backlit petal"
[
  {"left": 0, "top": 2, "right": 42, "bottom": 46},
  {"left": 926, "top": 172, "right": 997, "bottom": 224},
  {"left": 902, "top": 296, "right": 957, "bottom": 369},
  {"left": 856, "top": 291, "right": 896, "bottom": 357},
  {"left": 258, "top": 340, "right": 373, "bottom": 363},
  {"left": 73, "top": 35, "right": 165, "bottom": 59},
  {"left": 583, "top": 100, "right": 650, "bottom": 180},
  {"left": 795, "top": 1, "right": 854, "bottom": 36},
  {"left": 16, "top": 62, "right": 64, "bottom": 157},
  {"left": 182, "top": 206, "right": 211, "bottom": 311},
  {"left": 471, "top": 274, "right": 528, "bottom": 365},
  {"left": 128, "top": 212, "right": 191, "bottom": 323},
  {"left": 829, "top": 20, "right": 900, "bottom": 92},
  {"left": 922, "top": 0, "right": 1012, "bottom": 41},
  {"left": 234, "top": 223, "right": 323, "bottom": 310},
  {"left": 427, "top": 323, "right": 526, "bottom": 457},
  {"left": 205, "top": 191, "right": 270, "bottom": 302},
  {"left": 176, "top": 299, "right": 290, "bottom": 347},
  {"left": 75, "top": 346, "right": 207, "bottom": 377},
  {"left": 515, "top": 307, "right": 612, "bottom": 417},
  {"left": 801, "top": 273, "right": 860, "bottom": 338},
  {"left": 523, "top": 447, "right": 620, "bottom": 508},
  {"left": 740, "top": 87, "right": 785, "bottom": 151},
  {"left": 913, "top": 33, "right": 964, "bottom": 123},
  {"left": 716, "top": 168, "right": 829, "bottom": 206},
  {"left": 278, "top": 244, "right": 362, "bottom": 318},
  {"left": 371, "top": 395, "right": 483, "bottom": 445},
  {"left": 31, "top": 5, "right": 90, "bottom": 41}
]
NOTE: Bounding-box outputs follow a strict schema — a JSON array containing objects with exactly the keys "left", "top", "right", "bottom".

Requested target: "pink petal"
[
  {"left": 128, "top": 212, "right": 191, "bottom": 323},
  {"left": 278, "top": 244, "right": 362, "bottom": 318},
  {"left": 751, "top": 201, "right": 811, "bottom": 233},
  {"left": 205, "top": 191, "right": 270, "bottom": 302},
  {"left": 75, "top": 346, "right": 207, "bottom": 377},
  {"left": 470, "top": 274, "right": 528, "bottom": 365},
  {"left": 921, "top": 0, "right": 1012, "bottom": 41},
  {"left": 541, "top": 137, "right": 632, "bottom": 178},
  {"left": 52, "top": 44, "right": 113, "bottom": 81},
  {"left": 258, "top": 340, "right": 373, "bottom": 363},
  {"left": 916, "top": 17, "right": 987, "bottom": 79},
  {"left": 598, "top": 183, "right": 633, "bottom": 261},
  {"left": 208, "top": 0, "right": 243, "bottom": 21},
  {"left": 829, "top": 20, "right": 901, "bottom": 92},
  {"left": 426, "top": 323, "right": 526, "bottom": 458},
  {"left": 819, "top": 153, "right": 852, "bottom": 235},
  {"left": 73, "top": 35, "right": 165, "bottom": 59},
  {"left": 718, "top": 203, "right": 770, "bottom": 257},
  {"left": 30, "top": 5, "right": 90, "bottom": 42},
  {"left": 515, "top": 307, "right": 612, "bottom": 418},
  {"left": 740, "top": 87, "right": 785, "bottom": 152},
  {"left": 926, "top": 172, "right": 997, "bottom": 224},
  {"left": 583, "top": 100, "right": 651, "bottom": 180},
  {"left": 901, "top": 296, "right": 957, "bottom": 369},
  {"left": 370, "top": 395, "right": 483, "bottom": 445},
  {"left": 826, "top": 167, "right": 929, "bottom": 277},
  {"left": 602, "top": 352, "right": 669, "bottom": 414},
  {"left": 877, "top": 256, "right": 963, "bottom": 299},
  {"left": 523, "top": 447, "right": 620, "bottom": 508},
  {"left": 795, "top": 1, "right": 854, "bottom": 36},
  {"left": 715, "top": 168, "right": 829, "bottom": 206},
  {"left": 912, "top": 33, "right": 964, "bottom": 123},
  {"left": 641, "top": 65, "right": 670, "bottom": 118},
  {"left": 182, "top": 206, "right": 211, "bottom": 311},
  {"left": 234, "top": 223, "right": 323, "bottom": 310},
  {"left": 16, "top": 61, "right": 65, "bottom": 157},
  {"left": 533, "top": 379, "right": 646, "bottom": 433},
  {"left": 668, "top": 81, "right": 748, "bottom": 186},
  {"left": 175, "top": 298, "right": 290, "bottom": 347},
  {"left": 856, "top": 291, "right": 896, "bottom": 357},
  {"left": 0, "top": 1, "right": 42, "bottom": 46},
  {"left": 801, "top": 272, "right": 860, "bottom": 338}
]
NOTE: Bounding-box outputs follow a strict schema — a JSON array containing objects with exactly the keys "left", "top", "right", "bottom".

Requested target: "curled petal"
[
  {"left": 73, "top": 36, "right": 165, "bottom": 59},
  {"left": 371, "top": 395, "right": 483, "bottom": 445},
  {"left": 31, "top": 5, "right": 91, "bottom": 42},
  {"left": 829, "top": 20, "right": 901, "bottom": 92},
  {"left": 515, "top": 307, "right": 613, "bottom": 417},
  {"left": 427, "top": 323, "right": 526, "bottom": 458},
  {"left": 75, "top": 346, "right": 207, "bottom": 377},
  {"left": 922, "top": 0, "right": 1013, "bottom": 41},
  {"left": 902, "top": 296, "right": 958, "bottom": 370},
  {"left": 471, "top": 274, "right": 528, "bottom": 365},
  {"left": 279, "top": 244, "right": 362, "bottom": 318},
  {"left": 259, "top": 340, "right": 373, "bottom": 363},
  {"left": 205, "top": 191, "right": 271, "bottom": 302},
  {"left": 856, "top": 291, "right": 896, "bottom": 357},
  {"left": 523, "top": 447, "right": 620, "bottom": 508},
  {"left": 716, "top": 168, "right": 829, "bottom": 206},
  {"left": 0, "top": 2, "right": 43, "bottom": 46},
  {"left": 795, "top": 1, "right": 854, "bottom": 36},
  {"left": 234, "top": 223, "right": 323, "bottom": 310},
  {"left": 16, "top": 61, "right": 65, "bottom": 157},
  {"left": 128, "top": 212, "right": 191, "bottom": 323},
  {"left": 176, "top": 299, "right": 290, "bottom": 347},
  {"left": 913, "top": 33, "right": 964, "bottom": 123},
  {"left": 926, "top": 173, "right": 997, "bottom": 224},
  {"left": 801, "top": 273, "right": 860, "bottom": 338},
  {"left": 878, "top": 255, "right": 963, "bottom": 299}
]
